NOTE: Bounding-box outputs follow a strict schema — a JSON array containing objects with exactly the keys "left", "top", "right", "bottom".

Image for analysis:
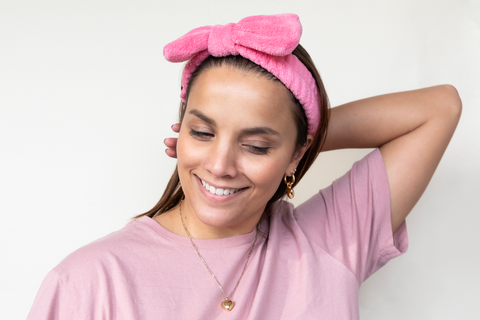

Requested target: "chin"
[{"left": 187, "top": 194, "right": 249, "bottom": 228}]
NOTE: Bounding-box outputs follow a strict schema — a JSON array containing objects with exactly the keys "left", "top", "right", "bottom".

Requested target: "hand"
[{"left": 164, "top": 123, "right": 180, "bottom": 158}]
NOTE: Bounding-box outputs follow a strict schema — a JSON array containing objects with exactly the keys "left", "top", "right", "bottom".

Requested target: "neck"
[
  {"left": 155, "top": 200, "right": 261, "bottom": 239},
  {"left": 180, "top": 200, "right": 259, "bottom": 239}
]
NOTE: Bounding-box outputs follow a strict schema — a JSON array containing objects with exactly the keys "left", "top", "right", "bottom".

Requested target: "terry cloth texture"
[{"left": 163, "top": 13, "right": 320, "bottom": 135}]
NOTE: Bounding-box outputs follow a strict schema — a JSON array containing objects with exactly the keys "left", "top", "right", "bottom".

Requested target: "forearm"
[{"left": 322, "top": 85, "right": 460, "bottom": 152}]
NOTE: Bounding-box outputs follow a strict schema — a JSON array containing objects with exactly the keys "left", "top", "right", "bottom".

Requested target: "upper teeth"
[{"left": 201, "top": 179, "right": 239, "bottom": 196}]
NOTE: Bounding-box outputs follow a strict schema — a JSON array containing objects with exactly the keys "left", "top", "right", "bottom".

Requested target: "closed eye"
[
  {"left": 189, "top": 129, "right": 214, "bottom": 139},
  {"left": 246, "top": 145, "right": 270, "bottom": 155},
  {"left": 190, "top": 128, "right": 270, "bottom": 154}
]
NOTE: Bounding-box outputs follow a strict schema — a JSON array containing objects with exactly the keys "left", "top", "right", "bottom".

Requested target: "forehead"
[{"left": 185, "top": 66, "right": 295, "bottom": 130}]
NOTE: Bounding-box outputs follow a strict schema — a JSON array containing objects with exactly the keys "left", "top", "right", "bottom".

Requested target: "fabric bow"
[
  {"left": 163, "top": 14, "right": 302, "bottom": 62},
  {"left": 163, "top": 14, "right": 320, "bottom": 135}
]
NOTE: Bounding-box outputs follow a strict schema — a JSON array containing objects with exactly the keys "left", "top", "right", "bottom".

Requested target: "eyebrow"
[
  {"left": 241, "top": 127, "right": 280, "bottom": 136},
  {"left": 189, "top": 109, "right": 216, "bottom": 126},
  {"left": 188, "top": 109, "right": 280, "bottom": 136}
]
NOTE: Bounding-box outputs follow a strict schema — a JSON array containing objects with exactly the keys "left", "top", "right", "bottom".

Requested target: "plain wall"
[{"left": 1, "top": 0, "right": 479, "bottom": 319}]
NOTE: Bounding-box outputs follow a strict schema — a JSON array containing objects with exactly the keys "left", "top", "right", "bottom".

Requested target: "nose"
[{"left": 204, "top": 139, "right": 238, "bottom": 178}]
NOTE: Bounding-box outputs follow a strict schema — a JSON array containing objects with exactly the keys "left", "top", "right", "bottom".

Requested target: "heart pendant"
[{"left": 221, "top": 299, "right": 234, "bottom": 311}]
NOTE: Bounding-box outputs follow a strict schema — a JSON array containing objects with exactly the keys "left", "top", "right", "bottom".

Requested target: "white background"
[{"left": 1, "top": 0, "right": 479, "bottom": 319}]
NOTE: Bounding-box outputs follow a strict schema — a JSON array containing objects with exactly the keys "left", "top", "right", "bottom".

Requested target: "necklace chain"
[{"left": 179, "top": 201, "right": 258, "bottom": 303}]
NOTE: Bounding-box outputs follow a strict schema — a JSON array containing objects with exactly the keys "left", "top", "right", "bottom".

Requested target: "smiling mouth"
[{"left": 198, "top": 177, "right": 246, "bottom": 196}]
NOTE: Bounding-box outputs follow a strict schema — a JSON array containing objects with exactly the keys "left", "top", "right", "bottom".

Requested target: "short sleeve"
[
  {"left": 26, "top": 269, "right": 75, "bottom": 320},
  {"left": 295, "top": 149, "right": 408, "bottom": 284},
  {"left": 26, "top": 250, "right": 115, "bottom": 319}
]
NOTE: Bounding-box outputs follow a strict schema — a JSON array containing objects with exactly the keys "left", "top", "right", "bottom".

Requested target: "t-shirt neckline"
[{"left": 136, "top": 216, "right": 259, "bottom": 249}]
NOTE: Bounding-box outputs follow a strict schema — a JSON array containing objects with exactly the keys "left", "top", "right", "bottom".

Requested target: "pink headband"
[{"left": 163, "top": 13, "right": 320, "bottom": 135}]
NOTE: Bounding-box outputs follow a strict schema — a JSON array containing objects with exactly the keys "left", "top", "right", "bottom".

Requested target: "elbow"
[{"left": 437, "top": 84, "right": 462, "bottom": 122}]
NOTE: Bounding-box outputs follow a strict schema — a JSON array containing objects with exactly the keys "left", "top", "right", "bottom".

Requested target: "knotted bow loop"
[
  {"left": 163, "top": 14, "right": 302, "bottom": 62},
  {"left": 208, "top": 23, "right": 236, "bottom": 57},
  {"left": 163, "top": 25, "right": 211, "bottom": 62}
]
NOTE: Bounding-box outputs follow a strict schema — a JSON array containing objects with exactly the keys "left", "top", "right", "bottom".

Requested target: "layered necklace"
[{"left": 179, "top": 201, "right": 258, "bottom": 311}]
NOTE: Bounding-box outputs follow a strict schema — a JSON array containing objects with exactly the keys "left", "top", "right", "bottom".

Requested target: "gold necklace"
[{"left": 179, "top": 201, "right": 258, "bottom": 311}]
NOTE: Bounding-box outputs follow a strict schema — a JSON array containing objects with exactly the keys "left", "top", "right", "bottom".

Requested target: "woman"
[{"left": 27, "top": 14, "right": 461, "bottom": 319}]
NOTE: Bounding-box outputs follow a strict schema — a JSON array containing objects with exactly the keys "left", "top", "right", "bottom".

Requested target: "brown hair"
[{"left": 134, "top": 44, "right": 330, "bottom": 227}]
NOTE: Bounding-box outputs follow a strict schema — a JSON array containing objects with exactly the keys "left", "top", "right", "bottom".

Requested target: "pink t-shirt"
[{"left": 27, "top": 149, "right": 408, "bottom": 319}]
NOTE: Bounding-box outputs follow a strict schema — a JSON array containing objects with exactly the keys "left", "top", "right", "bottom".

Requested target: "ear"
[{"left": 285, "top": 134, "right": 314, "bottom": 175}]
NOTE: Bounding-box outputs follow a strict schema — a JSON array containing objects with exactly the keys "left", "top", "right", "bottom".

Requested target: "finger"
[
  {"left": 171, "top": 123, "right": 180, "bottom": 133},
  {"left": 164, "top": 138, "right": 178, "bottom": 148},
  {"left": 165, "top": 147, "right": 178, "bottom": 158}
]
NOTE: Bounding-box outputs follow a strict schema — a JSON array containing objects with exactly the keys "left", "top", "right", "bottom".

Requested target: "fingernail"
[{"left": 165, "top": 148, "right": 168, "bottom": 154}]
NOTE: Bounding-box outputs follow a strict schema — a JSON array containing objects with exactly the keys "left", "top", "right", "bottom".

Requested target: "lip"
[{"left": 195, "top": 174, "right": 248, "bottom": 202}]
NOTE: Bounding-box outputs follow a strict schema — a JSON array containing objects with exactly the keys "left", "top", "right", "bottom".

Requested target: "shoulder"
[
  {"left": 268, "top": 149, "right": 390, "bottom": 243},
  {"left": 53, "top": 218, "right": 156, "bottom": 278},
  {"left": 296, "top": 148, "right": 387, "bottom": 214},
  {"left": 266, "top": 199, "right": 320, "bottom": 239}
]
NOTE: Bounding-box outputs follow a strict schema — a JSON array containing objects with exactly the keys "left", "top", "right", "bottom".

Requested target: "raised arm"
[
  {"left": 164, "top": 86, "right": 461, "bottom": 233},
  {"left": 323, "top": 85, "right": 462, "bottom": 233}
]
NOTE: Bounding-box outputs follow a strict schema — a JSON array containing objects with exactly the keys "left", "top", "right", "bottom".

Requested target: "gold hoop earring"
[{"left": 283, "top": 171, "right": 296, "bottom": 199}]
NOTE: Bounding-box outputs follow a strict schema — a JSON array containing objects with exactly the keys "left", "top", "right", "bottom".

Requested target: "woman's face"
[{"left": 176, "top": 65, "right": 308, "bottom": 238}]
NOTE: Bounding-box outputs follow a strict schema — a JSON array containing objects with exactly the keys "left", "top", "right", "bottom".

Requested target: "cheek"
[
  {"left": 243, "top": 156, "right": 287, "bottom": 194},
  {"left": 176, "top": 137, "right": 201, "bottom": 195},
  {"left": 176, "top": 132, "right": 204, "bottom": 169},
  {"left": 177, "top": 129, "right": 291, "bottom": 195}
]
